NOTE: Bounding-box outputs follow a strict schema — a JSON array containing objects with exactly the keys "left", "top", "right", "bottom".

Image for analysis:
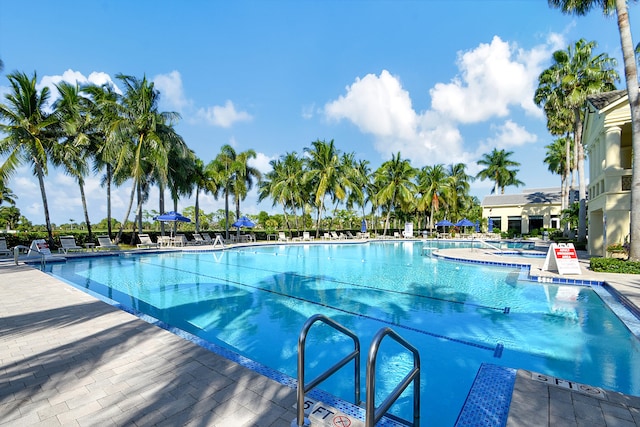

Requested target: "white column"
[{"left": 605, "top": 126, "right": 621, "bottom": 169}]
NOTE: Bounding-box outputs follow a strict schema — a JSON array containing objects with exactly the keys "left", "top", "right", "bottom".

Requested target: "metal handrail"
[
  {"left": 13, "top": 245, "right": 46, "bottom": 268},
  {"left": 295, "top": 314, "right": 361, "bottom": 427},
  {"left": 366, "top": 327, "right": 420, "bottom": 427}
]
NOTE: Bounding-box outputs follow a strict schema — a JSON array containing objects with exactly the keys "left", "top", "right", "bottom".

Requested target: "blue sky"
[{"left": 0, "top": 1, "right": 637, "bottom": 225}]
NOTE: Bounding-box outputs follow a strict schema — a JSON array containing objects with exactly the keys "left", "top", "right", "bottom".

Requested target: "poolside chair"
[
  {"left": 346, "top": 231, "right": 356, "bottom": 239},
  {"left": 58, "top": 236, "right": 84, "bottom": 254},
  {"left": 174, "top": 234, "right": 188, "bottom": 246},
  {"left": 330, "top": 231, "right": 344, "bottom": 240},
  {"left": 302, "top": 231, "right": 314, "bottom": 241},
  {"left": 0, "top": 237, "right": 11, "bottom": 257},
  {"left": 192, "top": 233, "right": 205, "bottom": 245},
  {"left": 201, "top": 233, "right": 213, "bottom": 244},
  {"left": 97, "top": 235, "right": 119, "bottom": 251},
  {"left": 158, "top": 235, "right": 173, "bottom": 247},
  {"left": 137, "top": 233, "right": 159, "bottom": 249},
  {"left": 278, "top": 232, "right": 290, "bottom": 242}
]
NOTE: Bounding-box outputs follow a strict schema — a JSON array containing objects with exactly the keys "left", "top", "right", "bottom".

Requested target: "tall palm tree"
[
  {"left": 416, "top": 164, "right": 450, "bottom": 230},
  {"left": 534, "top": 38, "right": 619, "bottom": 243},
  {"left": 191, "top": 157, "right": 218, "bottom": 233},
  {"left": 374, "top": 152, "right": 417, "bottom": 236},
  {"left": 52, "top": 81, "right": 95, "bottom": 239},
  {"left": 82, "top": 83, "right": 121, "bottom": 238},
  {"left": 0, "top": 181, "right": 16, "bottom": 206},
  {"left": 258, "top": 152, "right": 305, "bottom": 232},
  {"left": 0, "top": 72, "right": 58, "bottom": 245},
  {"left": 447, "top": 163, "right": 474, "bottom": 220},
  {"left": 304, "top": 139, "right": 354, "bottom": 237},
  {"left": 231, "top": 149, "right": 261, "bottom": 225},
  {"left": 549, "top": 0, "right": 640, "bottom": 261},
  {"left": 110, "top": 74, "right": 182, "bottom": 243},
  {"left": 476, "top": 148, "right": 524, "bottom": 194},
  {"left": 208, "top": 145, "right": 235, "bottom": 238},
  {"left": 544, "top": 137, "right": 573, "bottom": 211}
]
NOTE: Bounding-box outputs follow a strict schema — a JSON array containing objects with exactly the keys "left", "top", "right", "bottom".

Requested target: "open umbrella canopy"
[
  {"left": 232, "top": 216, "right": 255, "bottom": 228},
  {"left": 361, "top": 219, "right": 367, "bottom": 233},
  {"left": 488, "top": 218, "right": 494, "bottom": 232},
  {"left": 455, "top": 218, "right": 475, "bottom": 227},
  {"left": 154, "top": 211, "right": 191, "bottom": 223},
  {"left": 435, "top": 219, "right": 454, "bottom": 227},
  {"left": 475, "top": 220, "right": 480, "bottom": 233}
]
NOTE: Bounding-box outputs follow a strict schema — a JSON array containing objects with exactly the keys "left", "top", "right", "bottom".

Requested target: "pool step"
[{"left": 308, "top": 401, "right": 364, "bottom": 427}]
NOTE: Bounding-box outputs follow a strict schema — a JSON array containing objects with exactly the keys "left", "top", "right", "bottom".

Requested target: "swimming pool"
[{"left": 46, "top": 242, "right": 640, "bottom": 425}]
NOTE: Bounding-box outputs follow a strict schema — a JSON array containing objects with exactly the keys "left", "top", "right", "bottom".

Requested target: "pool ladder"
[{"left": 294, "top": 314, "right": 420, "bottom": 427}]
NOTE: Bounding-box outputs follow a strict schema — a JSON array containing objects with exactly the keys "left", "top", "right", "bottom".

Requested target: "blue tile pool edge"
[
  {"left": 454, "top": 364, "right": 516, "bottom": 427},
  {"left": 49, "top": 272, "right": 405, "bottom": 427}
]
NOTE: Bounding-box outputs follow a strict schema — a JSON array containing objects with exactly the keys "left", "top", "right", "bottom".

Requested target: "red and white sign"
[{"left": 542, "top": 243, "right": 582, "bottom": 275}]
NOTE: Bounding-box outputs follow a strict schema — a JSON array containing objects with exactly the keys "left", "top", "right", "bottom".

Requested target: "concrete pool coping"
[{"left": 2, "top": 239, "right": 640, "bottom": 426}]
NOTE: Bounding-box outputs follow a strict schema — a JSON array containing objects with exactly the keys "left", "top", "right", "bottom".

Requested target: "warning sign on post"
[{"left": 542, "top": 243, "right": 582, "bottom": 275}]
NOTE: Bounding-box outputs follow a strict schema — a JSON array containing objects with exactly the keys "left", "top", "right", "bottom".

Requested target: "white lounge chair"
[
  {"left": 137, "top": 233, "right": 159, "bottom": 249},
  {"left": 0, "top": 237, "right": 11, "bottom": 257},
  {"left": 97, "top": 235, "right": 119, "bottom": 251},
  {"left": 302, "top": 231, "right": 314, "bottom": 241},
  {"left": 278, "top": 232, "right": 290, "bottom": 242},
  {"left": 174, "top": 234, "right": 188, "bottom": 246},
  {"left": 201, "top": 233, "right": 213, "bottom": 244},
  {"left": 192, "top": 233, "right": 205, "bottom": 245},
  {"left": 58, "top": 236, "right": 84, "bottom": 254},
  {"left": 330, "top": 232, "right": 344, "bottom": 240}
]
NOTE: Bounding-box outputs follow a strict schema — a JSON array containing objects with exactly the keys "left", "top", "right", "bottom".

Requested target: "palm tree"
[
  {"left": 0, "top": 72, "right": 58, "bottom": 245},
  {"left": 447, "top": 163, "right": 474, "bottom": 220},
  {"left": 304, "top": 139, "right": 354, "bottom": 237},
  {"left": 82, "top": 83, "right": 121, "bottom": 238},
  {"left": 0, "top": 181, "right": 16, "bottom": 206},
  {"left": 208, "top": 145, "right": 235, "bottom": 239},
  {"left": 52, "top": 81, "right": 95, "bottom": 239},
  {"left": 191, "top": 157, "right": 218, "bottom": 233},
  {"left": 258, "top": 152, "right": 305, "bottom": 232},
  {"left": 476, "top": 148, "right": 524, "bottom": 194},
  {"left": 374, "top": 152, "right": 417, "bottom": 236},
  {"left": 231, "top": 149, "right": 261, "bottom": 226},
  {"left": 544, "top": 137, "right": 573, "bottom": 211},
  {"left": 416, "top": 164, "right": 450, "bottom": 230},
  {"left": 549, "top": 0, "right": 640, "bottom": 261},
  {"left": 110, "top": 74, "right": 182, "bottom": 243},
  {"left": 534, "top": 38, "right": 619, "bottom": 243}
]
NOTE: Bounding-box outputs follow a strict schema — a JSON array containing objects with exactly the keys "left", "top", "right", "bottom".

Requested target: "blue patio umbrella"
[
  {"left": 475, "top": 220, "right": 480, "bottom": 233},
  {"left": 361, "top": 219, "right": 367, "bottom": 233},
  {"left": 232, "top": 216, "right": 255, "bottom": 228},
  {"left": 435, "top": 219, "right": 454, "bottom": 227},
  {"left": 488, "top": 218, "right": 494, "bottom": 232},
  {"left": 154, "top": 211, "right": 191, "bottom": 223},
  {"left": 455, "top": 218, "right": 474, "bottom": 227},
  {"left": 154, "top": 211, "right": 191, "bottom": 238}
]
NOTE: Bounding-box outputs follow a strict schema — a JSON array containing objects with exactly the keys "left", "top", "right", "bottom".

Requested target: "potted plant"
[{"left": 607, "top": 242, "right": 627, "bottom": 259}]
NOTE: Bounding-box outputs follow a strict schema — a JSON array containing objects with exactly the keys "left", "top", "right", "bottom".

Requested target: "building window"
[
  {"left": 622, "top": 175, "right": 632, "bottom": 191},
  {"left": 508, "top": 216, "right": 522, "bottom": 234},
  {"left": 529, "top": 215, "right": 543, "bottom": 233}
]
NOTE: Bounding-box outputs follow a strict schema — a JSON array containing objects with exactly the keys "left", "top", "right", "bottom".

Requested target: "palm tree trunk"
[
  {"left": 35, "top": 163, "right": 54, "bottom": 246},
  {"left": 116, "top": 180, "right": 137, "bottom": 244},
  {"left": 615, "top": 0, "right": 640, "bottom": 260},
  {"left": 574, "top": 109, "right": 587, "bottom": 243},
  {"left": 78, "top": 180, "right": 92, "bottom": 240},
  {"left": 105, "top": 165, "right": 113, "bottom": 239},
  {"left": 195, "top": 186, "right": 200, "bottom": 233},
  {"left": 224, "top": 187, "right": 230, "bottom": 239}
]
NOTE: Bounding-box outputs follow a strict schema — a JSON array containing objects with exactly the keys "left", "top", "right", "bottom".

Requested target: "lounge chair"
[
  {"left": 0, "top": 237, "right": 11, "bottom": 257},
  {"left": 201, "top": 233, "right": 213, "bottom": 244},
  {"left": 278, "top": 232, "right": 290, "bottom": 242},
  {"left": 322, "top": 232, "right": 331, "bottom": 240},
  {"left": 192, "top": 233, "right": 205, "bottom": 245},
  {"left": 58, "top": 236, "right": 84, "bottom": 254},
  {"left": 174, "top": 234, "right": 188, "bottom": 246},
  {"left": 158, "top": 235, "right": 173, "bottom": 247},
  {"left": 346, "top": 231, "right": 356, "bottom": 239},
  {"left": 302, "top": 231, "right": 314, "bottom": 241},
  {"left": 137, "top": 233, "right": 159, "bottom": 249},
  {"left": 330, "top": 232, "right": 344, "bottom": 240},
  {"left": 97, "top": 235, "right": 119, "bottom": 251}
]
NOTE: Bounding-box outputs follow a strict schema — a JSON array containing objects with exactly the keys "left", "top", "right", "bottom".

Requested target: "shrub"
[{"left": 590, "top": 257, "right": 640, "bottom": 274}]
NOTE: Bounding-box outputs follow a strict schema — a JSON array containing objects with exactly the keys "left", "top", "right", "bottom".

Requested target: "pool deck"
[{"left": 1, "top": 239, "right": 640, "bottom": 426}]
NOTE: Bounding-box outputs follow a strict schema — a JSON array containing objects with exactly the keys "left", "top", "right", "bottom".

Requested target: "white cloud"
[
  {"left": 153, "top": 70, "right": 190, "bottom": 113},
  {"left": 197, "top": 100, "right": 253, "bottom": 128},
  {"left": 38, "top": 69, "right": 121, "bottom": 103},
  {"left": 325, "top": 70, "right": 417, "bottom": 140},
  {"left": 430, "top": 36, "right": 554, "bottom": 123}
]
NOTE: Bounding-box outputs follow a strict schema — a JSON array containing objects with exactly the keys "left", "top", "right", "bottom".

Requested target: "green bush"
[{"left": 590, "top": 257, "right": 640, "bottom": 274}]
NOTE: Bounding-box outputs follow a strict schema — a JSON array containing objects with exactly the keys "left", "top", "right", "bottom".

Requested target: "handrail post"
[
  {"left": 366, "top": 327, "right": 420, "bottom": 427},
  {"left": 295, "top": 314, "right": 360, "bottom": 427}
]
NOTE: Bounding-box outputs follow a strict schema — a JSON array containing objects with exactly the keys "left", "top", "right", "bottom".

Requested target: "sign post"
[{"left": 542, "top": 243, "right": 582, "bottom": 275}]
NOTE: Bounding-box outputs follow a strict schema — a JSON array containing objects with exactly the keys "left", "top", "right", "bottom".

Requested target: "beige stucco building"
[
  {"left": 583, "top": 89, "right": 633, "bottom": 257},
  {"left": 481, "top": 188, "right": 563, "bottom": 235}
]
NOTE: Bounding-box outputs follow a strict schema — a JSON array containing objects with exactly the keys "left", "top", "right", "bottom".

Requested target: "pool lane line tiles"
[
  {"left": 55, "top": 274, "right": 406, "bottom": 427},
  {"left": 136, "top": 257, "right": 505, "bottom": 356},
  {"left": 454, "top": 363, "right": 516, "bottom": 427}
]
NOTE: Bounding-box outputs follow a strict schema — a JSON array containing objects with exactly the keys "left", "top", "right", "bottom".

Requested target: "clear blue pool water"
[{"left": 46, "top": 242, "right": 640, "bottom": 426}]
